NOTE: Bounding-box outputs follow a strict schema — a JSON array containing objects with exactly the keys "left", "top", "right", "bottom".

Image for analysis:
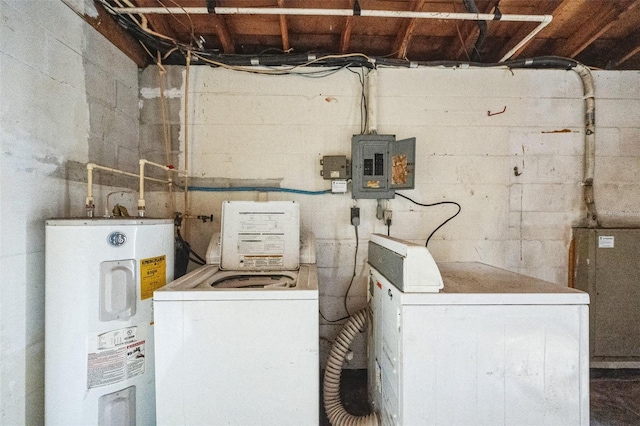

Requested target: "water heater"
[{"left": 45, "top": 218, "right": 174, "bottom": 425}]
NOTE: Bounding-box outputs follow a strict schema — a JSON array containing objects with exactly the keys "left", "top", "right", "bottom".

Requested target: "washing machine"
[
  {"left": 367, "top": 234, "right": 590, "bottom": 425},
  {"left": 154, "top": 201, "right": 319, "bottom": 425}
]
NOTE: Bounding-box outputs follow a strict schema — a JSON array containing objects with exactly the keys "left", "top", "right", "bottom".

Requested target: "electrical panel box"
[{"left": 351, "top": 134, "right": 416, "bottom": 199}]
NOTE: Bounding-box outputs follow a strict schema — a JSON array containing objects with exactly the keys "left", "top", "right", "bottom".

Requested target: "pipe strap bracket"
[
  {"left": 206, "top": 0, "right": 216, "bottom": 14},
  {"left": 353, "top": 0, "right": 361, "bottom": 16}
]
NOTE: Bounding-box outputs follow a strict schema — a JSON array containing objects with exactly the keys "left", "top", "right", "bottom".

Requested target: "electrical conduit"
[
  {"left": 323, "top": 309, "right": 378, "bottom": 426},
  {"left": 573, "top": 63, "right": 598, "bottom": 228}
]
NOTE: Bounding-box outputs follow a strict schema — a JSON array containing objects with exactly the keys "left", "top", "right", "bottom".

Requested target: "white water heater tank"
[{"left": 45, "top": 218, "right": 174, "bottom": 425}]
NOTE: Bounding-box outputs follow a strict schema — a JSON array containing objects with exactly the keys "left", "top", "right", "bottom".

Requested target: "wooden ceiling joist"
[
  {"left": 452, "top": 0, "right": 500, "bottom": 61},
  {"left": 213, "top": 15, "right": 235, "bottom": 53},
  {"left": 277, "top": 0, "right": 290, "bottom": 51},
  {"left": 555, "top": 1, "right": 639, "bottom": 58},
  {"left": 133, "top": 0, "right": 178, "bottom": 40},
  {"left": 73, "top": 0, "right": 640, "bottom": 69},
  {"left": 340, "top": 15, "right": 353, "bottom": 53},
  {"left": 392, "top": 0, "right": 427, "bottom": 59},
  {"left": 608, "top": 27, "right": 640, "bottom": 68}
]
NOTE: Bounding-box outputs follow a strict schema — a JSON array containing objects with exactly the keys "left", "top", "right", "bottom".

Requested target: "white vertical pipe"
[
  {"left": 138, "top": 160, "right": 146, "bottom": 216},
  {"left": 86, "top": 163, "right": 95, "bottom": 217},
  {"left": 366, "top": 69, "right": 377, "bottom": 134}
]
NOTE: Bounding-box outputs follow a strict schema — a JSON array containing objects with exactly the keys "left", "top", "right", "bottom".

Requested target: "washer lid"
[{"left": 220, "top": 201, "right": 300, "bottom": 271}]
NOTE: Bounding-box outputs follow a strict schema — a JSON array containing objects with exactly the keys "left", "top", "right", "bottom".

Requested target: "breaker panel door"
[{"left": 389, "top": 137, "right": 416, "bottom": 191}]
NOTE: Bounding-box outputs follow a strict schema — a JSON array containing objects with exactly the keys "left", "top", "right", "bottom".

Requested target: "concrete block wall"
[
  {"left": 0, "top": 1, "right": 139, "bottom": 423},
  {"left": 145, "top": 66, "right": 640, "bottom": 368}
]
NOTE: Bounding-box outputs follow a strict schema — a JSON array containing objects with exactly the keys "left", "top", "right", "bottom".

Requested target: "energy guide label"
[{"left": 87, "top": 326, "right": 147, "bottom": 389}]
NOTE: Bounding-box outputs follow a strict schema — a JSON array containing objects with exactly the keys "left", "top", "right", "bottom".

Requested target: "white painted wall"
[
  {"left": 0, "top": 1, "right": 139, "bottom": 423},
  {"left": 148, "top": 66, "right": 640, "bottom": 368},
  {"left": 1, "top": 1, "right": 637, "bottom": 414}
]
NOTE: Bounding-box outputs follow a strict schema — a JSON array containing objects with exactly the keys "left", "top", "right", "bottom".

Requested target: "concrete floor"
[{"left": 321, "top": 369, "right": 640, "bottom": 425}]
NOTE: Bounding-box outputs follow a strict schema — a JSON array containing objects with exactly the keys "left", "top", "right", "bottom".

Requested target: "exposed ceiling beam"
[
  {"left": 453, "top": 0, "right": 500, "bottom": 61},
  {"left": 392, "top": 0, "right": 427, "bottom": 59},
  {"left": 340, "top": 15, "right": 353, "bottom": 53},
  {"left": 75, "top": 2, "right": 149, "bottom": 67},
  {"left": 555, "top": 1, "right": 639, "bottom": 58},
  {"left": 133, "top": 0, "right": 178, "bottom": 40},
  {"left": 277, "top": 0, "right": 290, "bottom": 51},
  {"left": 212, "top": 15, "right": 234, "bottom": 53},
  {"left": 608, "top": 26, "right": 640, "bottom": 68}
]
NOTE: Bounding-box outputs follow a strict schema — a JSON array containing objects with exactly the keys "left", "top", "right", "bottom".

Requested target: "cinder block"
[
  {"left": 84, "top": 61, "right": 116, "bottom": 109},
  {"left": 423, "top": 155, "right": 509, "bottom": 184},
  {"left": 140, "top": 123, "right": 181, "bottom": 163},
  {"left": 45, "top": 35, "right": 84, "bottom": 91},
  {"left": 520, "top": 240, "right": 569, "bottom": 269},
  {"left": 116, "top": 80, "right": 139, "bottom": 119},
  {"left": 115, "top": 144, "right": 139, "bottom": 174},
  {"left": 594, "top": 183, "right": 640, "bottom": 214},
  {"left": 190, "top": 67, "right": 359, "bottom": 97},
  {"left": 595, "top": 156, "right": 639, "bottom": 183},
  {"left": 619, "top": 128, "right": 640, "bottom": 156},
  {"left": 594, "top": 127, "right": 622, "bottom": 156},
  {"left": 534, "top": 155, "right": 583, "bottom": 183},
  {"left": 521, "top": 184, "right": 582, "bottom": 212},
  {"left": 378, "top": 68, "right": 571, "bottom": 99},
  {"left": 508, "top": 127, "right": 583, "bottom": 156},
  {"left": 597, "top": 99, "right": 640, "bottom": 127},
  {"left": 591, "top": 71, "right": 640, "bottom": 100},
  {"left": 521, "top": 212, "right": 577, "bottom": 241},
  {"left": 191, "top": 92, "right": 357, "bottom": 126},
  {"left": 139, "top": 94, "right": 182, "bottom": 125}
]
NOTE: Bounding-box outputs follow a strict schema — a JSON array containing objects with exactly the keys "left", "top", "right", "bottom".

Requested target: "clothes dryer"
[{"left": 367, "top": 234, "right": 590, "bottom": 426}]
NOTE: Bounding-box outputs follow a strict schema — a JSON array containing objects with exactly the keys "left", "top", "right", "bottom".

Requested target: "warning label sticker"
[
  {"left": 241, "top": 255, "right": 284, "bottom": 268},
  {"left": 87, "top": 326, "right": 147, "bottom": 389},
  {"left": 140, "top": 255, "right": 166, "bottom": 300}
]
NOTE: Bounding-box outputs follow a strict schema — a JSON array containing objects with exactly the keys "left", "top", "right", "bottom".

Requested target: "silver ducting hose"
[{"left": 323, "top": 309, "right": 378, "bottom": 426}]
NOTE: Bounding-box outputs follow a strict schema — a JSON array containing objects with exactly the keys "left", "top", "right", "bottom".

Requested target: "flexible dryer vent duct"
[{"left": 323, "top": 309, "right": 378, "bottom": 426}]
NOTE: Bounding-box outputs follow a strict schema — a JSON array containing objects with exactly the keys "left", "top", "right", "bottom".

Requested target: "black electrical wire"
[
  {"left": 189, "top": 248, "right": 207, "bottom": 265},
  {"left": 347, "top": 67, "right": 368, "bottom": 134},
  {"left": 100, "top": 1, "right": 584, "bottom": 76},
  {"left": 319, "top": 222, "right": 359, "bottom": 323},
  {"left": 396, "top": 193, "right": 462, "bottom": 248},
  {"left": 176, "top": 226, "right": 207, "bottom": 265}
]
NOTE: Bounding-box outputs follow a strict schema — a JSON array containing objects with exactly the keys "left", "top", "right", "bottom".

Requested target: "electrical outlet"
[{"left": 351, "top": 207, "right": 360, "bottom": 226}]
